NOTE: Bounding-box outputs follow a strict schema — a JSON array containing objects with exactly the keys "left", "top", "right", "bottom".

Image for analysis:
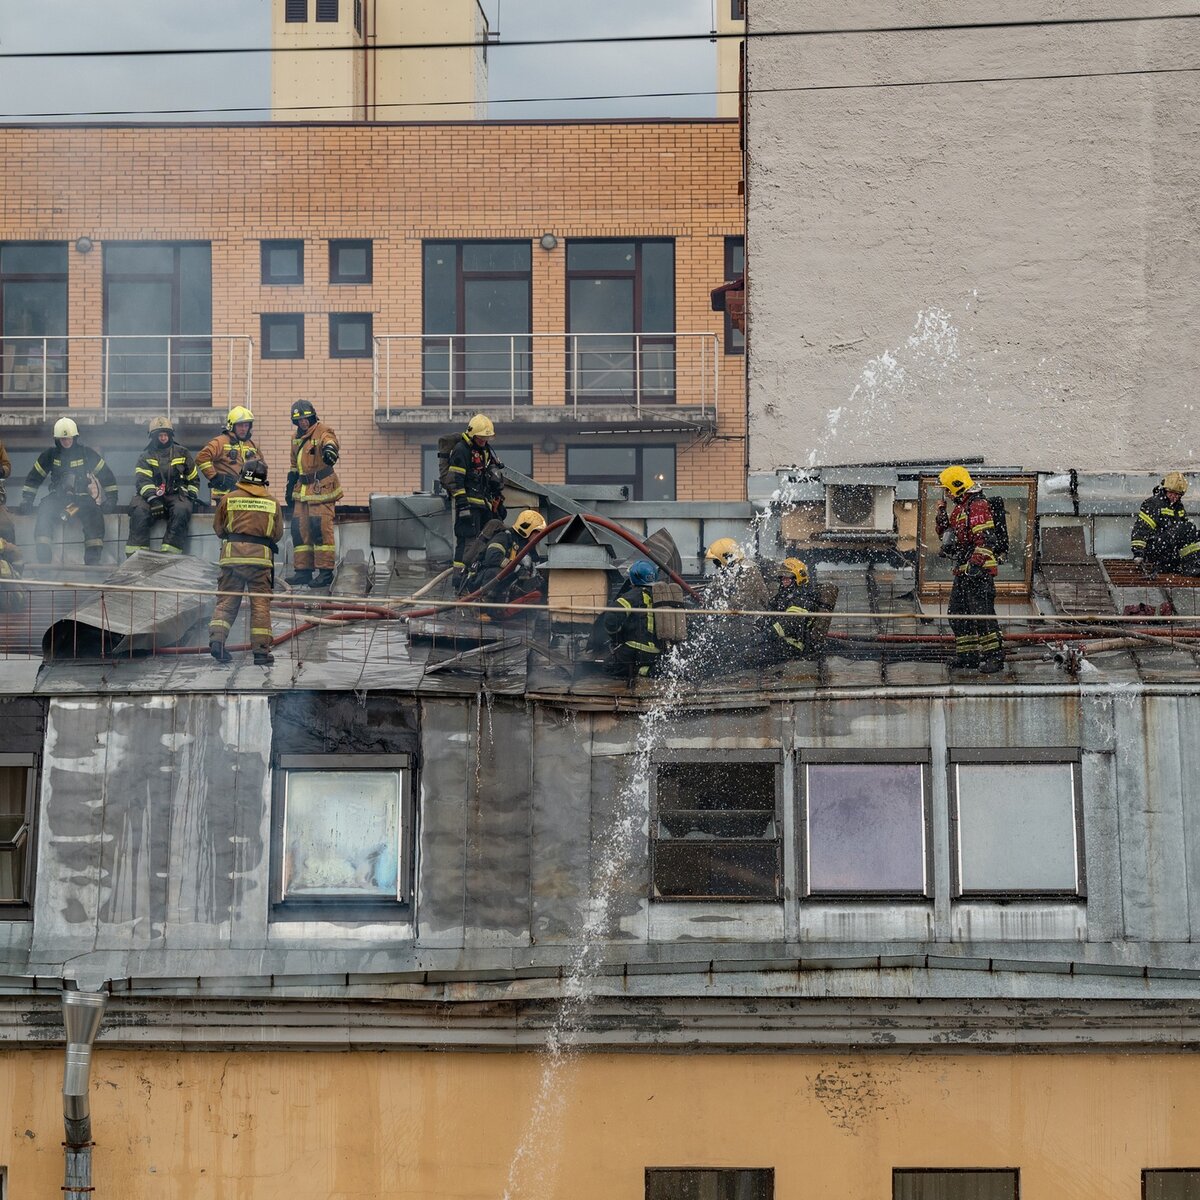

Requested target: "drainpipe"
[{"left": 62, "top": 988, "right": 107, "bottom": 1200}]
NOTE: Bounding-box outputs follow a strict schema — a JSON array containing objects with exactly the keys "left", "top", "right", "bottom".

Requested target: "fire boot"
[
  {"left": 309, "top": 569, "right": 334, "bottom": 588},
  {"left": 209, "top": 640, "right": 233, "bottom": 664},
  {"left": 979, "top": 652, "right": 1005, "bottom": 674},
  {"left": 286, "top": 567, "right": 313, "bottom": 586},
  {"left": 253, "top": 651, "right": 275, "bottom": 666}
]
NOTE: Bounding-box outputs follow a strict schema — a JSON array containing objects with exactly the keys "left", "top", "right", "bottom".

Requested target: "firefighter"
[
  {"left": 1131, "top": 472, "right": 1200, "bottom": 575},
  {"left": 0, "top": 481, "right": 21, "bottom": 613},
  {"left": 209, "top": 458, "right": 282, "bottom": 666},
  {"left": 703, "top": 536, "right": 772, "bottom": 661},
  {"left": 126, "top": 416, "right": 199, "bottom": 556},
  {"left": 462, "top": 509, "right": 547, "bottom": 602},
  {"left": 936, "top": 465, "right": 1004, "bottom": 673},
  {"left": 19, "top": 418, "right": 118, "bottom": 565},
  {"left": 285, "top": 399, "right": 341, "bottom": 589},
  {"left": 0, "top": 437, "right": 10, "bottom": 502},
  {"left": 757, "top": 558, "right": 819, "bottom": 664},
  {"left": 446, "top": 414, "right": 506, "bottom": 584},
  {"left": 604, "top": 559, "right": 663, "bottom": 677},
  {"left": 196, "top": 406, "right": 264, "bottom": 503}
]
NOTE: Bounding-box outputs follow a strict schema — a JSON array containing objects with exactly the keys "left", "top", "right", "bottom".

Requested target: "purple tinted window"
[{"left": 805, "top": 763, "right": 926, "bottom": 894}]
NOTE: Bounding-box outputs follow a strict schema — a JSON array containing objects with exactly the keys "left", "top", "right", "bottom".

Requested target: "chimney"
[{"left": 62, "top": 988, "right": 107, "bottom": 1200}]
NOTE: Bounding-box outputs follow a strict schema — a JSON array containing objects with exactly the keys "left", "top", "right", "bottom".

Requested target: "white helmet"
[{"left": 53, "top": 418, "right": 79, "bottom": 439}]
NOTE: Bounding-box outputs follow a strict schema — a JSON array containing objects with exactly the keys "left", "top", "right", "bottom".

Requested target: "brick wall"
[{"left": 0, "top": 120, "right": 745, "bottom": 502}]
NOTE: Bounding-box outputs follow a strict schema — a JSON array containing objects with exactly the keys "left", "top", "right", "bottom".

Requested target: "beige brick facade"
[{"left": 0, "top": 120, "right": 746, "bottom": 504}]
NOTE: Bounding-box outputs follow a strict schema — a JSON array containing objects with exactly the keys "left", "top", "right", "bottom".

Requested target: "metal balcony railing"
[
  {"left": 0, "top": 335, "right": 254, "bottom": 417},
  {"left": 372, "top": 332, "right": 721, "bottom": 421}
]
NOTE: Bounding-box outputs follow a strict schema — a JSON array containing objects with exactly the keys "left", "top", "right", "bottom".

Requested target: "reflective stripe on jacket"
[
  {"left": 604, "top": 586, "right": 660, "bottom": 656},
  {"left": 938, "top": 493, "right": 998, "bottom": 576},
  {"left": 197, "top": 433, "right": 264, "bottom": 497},
  {"left": 213, "top": 482, "right": 282, "bottom": 567},
  {"left": 23, "top": 443, "right": 118, "bottom": 504},
  {"left": 134, "top": 439, "right": 199, "bottom": 501},
  {"left": 292, "top": 421, "right": 342, "bottom": 504}
]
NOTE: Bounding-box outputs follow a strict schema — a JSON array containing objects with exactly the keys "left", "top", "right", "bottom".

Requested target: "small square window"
[
  {"left": 0, "top": 755, "right": 36, "bottom": 913},
  {"left": 285, "top": 0, "right": 307, "bottom": 21},
  {"left": 272, "top": 754, "right": 413, "bottom": 921},
  {"left": 646, "top": 1168, "right": 773, "bottom": 1200},
  {"left": 261, "top": 239, "right": 304, "bottom": 286},
  {"left": 950, "top": 752, "right": 1083, "bottom": 897},
  {"left": 261, "top": 314, "right": 305, "bottom": 360},
  {"left": 894, "top": 1169, "right": 1018, "bottom": 1200},
  {"left": 329, "top": 238, "right": 373, "bottom": 284},
  {"left": 652, "top": 757, "right": 780, "bottom": 901},
  {"left": 329, "top": 312, "right": 373, "bottom": 359},
  {"left": 802, "top": 756, "right": 929, "bottom": 896},
  {"left": 316, "top": 0, "right": 338, "bottom": 20},
  {"left": 1145, "top": 1170, "right": 1200, "bottom": 1199}
]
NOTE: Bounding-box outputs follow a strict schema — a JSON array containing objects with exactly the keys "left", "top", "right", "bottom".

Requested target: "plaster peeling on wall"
[{"left": 812, "top": 1062, "right": 909, "bottom": 1133}]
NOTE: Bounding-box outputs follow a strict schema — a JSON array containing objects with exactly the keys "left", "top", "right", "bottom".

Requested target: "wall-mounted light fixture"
[
  {"left": 74, "top": 237, "right": 93, "bottom": 254},
  {"left": 539, "top": 233, "right": 558, "bottom": 252},
  {"left": 541, "top": 435, "right": 559, "bottom": 455}
]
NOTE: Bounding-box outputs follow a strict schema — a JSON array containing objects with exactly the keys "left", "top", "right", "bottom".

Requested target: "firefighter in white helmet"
[{"left": 19, "top": 417, "right": 118, "bottom": 565}]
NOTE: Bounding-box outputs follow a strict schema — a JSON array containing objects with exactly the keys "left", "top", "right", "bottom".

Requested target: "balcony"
[
  {"left": 372, "top": 332, "right": 721, "bottom": 434},
  {"left": 0, "top": 335, "right": 254, "bottom": 425}
]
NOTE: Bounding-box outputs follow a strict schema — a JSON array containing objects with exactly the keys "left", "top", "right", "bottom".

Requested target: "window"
[
  {"left": 285, "top": 0, "right": 307, "bottom": 20},
  {"left": 724, "top": 237, "right": 745, "bottom": 355},
  {"left": 894, "top": 1169, "right": 1018, "bottom": 1199},
  {"left": 1145, "top": 1171, "right": 1200, "bottom": 1199},
  {"left": 0, "top": 755, "right": 36, "bottom": 913},
  {"left": 329, "top": 312, "right": 372, "bottom": 359},
  {"left": 646, "top": 1168, "right": 773, "bottom": 1200},
  {"left": 950, "top": 751, "right": 1084, "bottom": 897},
  {"left": 565, "top": 445, "right": 675, "bottom": 501},
  {"left": 730, "top": 0, "right": 746, "bottom": 19},
  {"left": 801, "top": 753, "right": 930, "bottom": 896},
  {"left": 651, "top": 756, "right": 780, "bottom": 901},
  {"left": 103, "top": 241, "right": 212, "bottom": 406},
  {"left": 566, "top": 239, "right": 675, "bottom": 402},
  {"left": 261, "top": 239, "right": 304, "bottom": 286},
  {"left": 272, "top": 755, "right": 414, "bottom": 921},
  {"left": 423, "top": 240, "right": 532, "bottom": 405},
  {"left": 261, "top": 314, "right": 305, "bottom": 360},
  {"left": 329, "top": 238, "right": 372, "bottom": 284},
  {"left": 421, "top": 445, "right": 532, "bottom": 494},
  {"left": 354, "top": 0, "right": 362, "bottom": 34},
  {"left": 0, "top": 242, "right": 68, "bottom": 407},
  {"left": 316, "top": 0, "right": 338, "bottom": 19}
]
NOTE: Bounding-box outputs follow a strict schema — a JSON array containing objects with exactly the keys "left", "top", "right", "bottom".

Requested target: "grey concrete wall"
[{"left": 747, "top": 1, "right": 1200, "bottom": 472}]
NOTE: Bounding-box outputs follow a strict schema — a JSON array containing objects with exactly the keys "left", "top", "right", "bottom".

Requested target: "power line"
[
  {"left": 0, "top": 11, "right": 1197, "bottom": 61},
  {"left": 3, "top": 64, "right": 1199, "bottom": 122}
]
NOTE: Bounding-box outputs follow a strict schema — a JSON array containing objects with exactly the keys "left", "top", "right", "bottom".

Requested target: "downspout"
[{"left": 62, "top": 988, "right": 107, "bottom": 1200}]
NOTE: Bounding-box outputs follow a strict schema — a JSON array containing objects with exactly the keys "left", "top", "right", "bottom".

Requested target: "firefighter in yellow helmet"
[
  {"left": 756, "top": 558, "right": 820, "bottom": 664},
  {"left": 703, "top": 536, "right": 773, "bottom": 662},
  {"left": 1131, "top": 471, "right": 1200, "bottom": 576},
  {"left": 445, "top": 414, "right": 506, "bottom": 583},
  {"left": 285, "top": 399, "right": 341, "bottom": 589},
  {"left": 461, "top": 508, "right": 547, "bottom": 602},
  {"left": 126, "top": 416, "right": 200, "bottom": 556},
  {"left": 936, "top": 464, "right": 1004, "bottom": 673},
  {"left": 209, "top": 458, "right": 282, "bottom": 667},
  {"left": 197, "top": 406, "right": 264, "bottom": 503},
  {"left": 20, "top": 417, "right": 118, "bottom": 564}
]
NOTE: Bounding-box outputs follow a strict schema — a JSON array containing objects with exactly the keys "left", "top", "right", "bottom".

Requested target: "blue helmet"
[{"left": 629, "top": 559, "right": 659, "bottom": 587}]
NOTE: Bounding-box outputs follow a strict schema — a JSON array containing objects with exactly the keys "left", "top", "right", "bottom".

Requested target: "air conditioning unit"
[{"left": 824, "top": 483, "right": 896, "bottom": 534}]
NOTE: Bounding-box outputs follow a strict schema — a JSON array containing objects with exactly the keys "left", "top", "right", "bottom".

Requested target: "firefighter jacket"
[
  {"left": 23, "top": 442, "right": 118, "bottom": 508},
  {"left": 603, "top": 585, "right": 661, "bottom": 657},
  {"left": 446, "top": 435, "right": 503, "bottom": 513},
  {"left": 1131, "top": 488, "right": 1200, "bottom": 561},
  {"left": 469, "top": 527, "right": 542, "bottom": 589},
  {"left": 767, "top": 581, "right": 819, "bottom": 650},
  {"left": 291, "top": 421, "right": 342, "bottom": 505},
  {"left": 197, "top": 432, "right": 264, "bottom": 499},
  {"left": 0, "top": 506, "right": 20, "bottom": 577},
  {"left": 935, "top": 492, "right": 998, "bottom": 576},
  {"left": 212, "top": 481, "right": 283, "bottom": 568},
  {"left": 0, "top": 439, "right": 10, "bottom": 505},
  {"left": 134, "top": 438, "right": 199, "bottom": 504}
]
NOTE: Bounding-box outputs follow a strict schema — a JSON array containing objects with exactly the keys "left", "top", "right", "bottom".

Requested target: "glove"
[
  {"left": 321, "top": 444, "right": 339, "bottom": 467},
  {"left": 215, "top": 473, "right": 237, "bottom": 493},
  {"left": 150, "top": 500, "right": 166, "bottom": 521},
  {"left": 285, "top": 471, "right": 298, "bottom": 508},
  {"left": 17, "top": 499, "right": 33, "bottom": 517}
]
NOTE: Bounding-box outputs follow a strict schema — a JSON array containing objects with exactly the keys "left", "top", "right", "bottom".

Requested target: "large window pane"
[
  {"left": 570, "top": 278, "right": 633, "bottom": 333},
  {"left": 954, "top": 762, "right": 1080, "bottom": 894},
  {"left": 283, "top": 770, "right": 401, "bottom": 898},
  {"left": 0, "top": 760, "right": 32, "bottom": 905},
  {"left": 462, "top": 242, "right": 531, "bottom": 273},
  {"left": 805, "top": 763, "right": 927, "bottom": 894},
  {"left": 566, "top": 444, "right": 676, "bottom": 501},
  {"left": 647, "top": 1168, "right": 773, "bottom": 1200},
  {"left": 423, "top": 243, "right": 457, "bottom": 335},
  {"left": 1, "top": 244, "right": 68, "bottom": 405},
  {"left": 568, "top": 446, "right": 637, "bottom": 476},
  {"left": 568, "top": 241, "right": 635, "bottom": 271},
  {"left": 1145, "top": 1171, "right": 1200, "bottom": 1200},
  {"left": 1, "top": 243, "right": 67, "bottom": 274},
  {"left": 894, "top": 1169, "right": 1018, "bottom": 1200},
  {"left": 641, "top": 447, "right": 675, "bottom": 502},
  {"left": 104, "top": 244, "right": 175, "bottom": 274},
  {"left": 641, "top": 242, "right": 675, "bottom": 332}
]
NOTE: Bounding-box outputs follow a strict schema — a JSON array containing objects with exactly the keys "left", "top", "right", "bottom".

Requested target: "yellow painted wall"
[
  {"left": 271, "top": 1, "right": 364, "bottom": 120},
  {"left": 3, "top": 1049, "right": 1199, "bottom": 1197},
  {"left": 716, "top": 6, "right": 744, "bottom": 119}
]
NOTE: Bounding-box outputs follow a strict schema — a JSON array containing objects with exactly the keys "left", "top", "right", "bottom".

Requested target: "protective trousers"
[
  {"left": 453, "top": 507, "right": 486, "bottom": 573},
  {"left": 1150, "top": 522, "right": 1200, "bottom": 574},
  {"left": 126, "top": 494, "right": 192, "bottom": 555},
  {"left": 209, "top": 564, "right": 274, "bottom": 652},
  {"left": 35, "top": 495, "right": 105, "bottom": 564},
  {"left": 948, "top": 570, "right": 1002, "bottom": 666},
  {"left": 291, "top": 500, "right": 336, "bottom": 570}
]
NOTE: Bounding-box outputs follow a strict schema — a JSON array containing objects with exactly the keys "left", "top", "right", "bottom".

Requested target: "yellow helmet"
[
  {"left": 705, "top": 537, "right": 745, "bottom": 567},
  {"left": 226, "top": 405, "right": 254, "bottom": 433},
  {"left": 148, "top": 415, "right": 174, "bottom": 435},
  {"left": 52, "top": 417, "right": 79, "bottom": 440},
  {"left": 1163, "top": 471, "right": 1188, "bottom": 495},
  {"left": 512, "top": 509, "right": 546, "bottom": 539},
  {"left": 938, "top": 465, "right": 975, "bottom": 498},
  {"left": 466, "top": 414, "right": 495, "bottom": 440},
  {"left": 780, "top": 557, "right": 809, "bottom": 586}
]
